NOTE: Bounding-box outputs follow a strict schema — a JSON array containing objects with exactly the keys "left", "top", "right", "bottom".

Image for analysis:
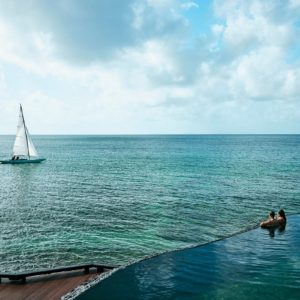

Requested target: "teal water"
[
  {"left": 0, "top": 135, "right": 299, "bottom": 272},
  {"left": 78, "top": 215, "right": 300, "bottom": 300}
]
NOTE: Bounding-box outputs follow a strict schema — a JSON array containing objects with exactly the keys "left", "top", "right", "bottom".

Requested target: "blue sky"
[{"left": 0, "top": 0, "right": 299, "bottom": 134}]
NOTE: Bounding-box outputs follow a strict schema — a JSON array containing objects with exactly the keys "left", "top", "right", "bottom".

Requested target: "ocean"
[{"left": 0, "top": 135, "right": 299, "bottom": 272}]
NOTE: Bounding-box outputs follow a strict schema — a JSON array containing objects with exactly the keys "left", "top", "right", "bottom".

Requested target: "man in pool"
[
  {"left": 260, "top": 211, "right": 276, "bottom": 228},
  {"left": 260, "top": 209, "right": 287, "bottom": 228}
]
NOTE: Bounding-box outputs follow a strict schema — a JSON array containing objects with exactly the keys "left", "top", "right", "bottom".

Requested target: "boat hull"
[{"left": 0, "top": 158, "right": 46, "bottom": 164}]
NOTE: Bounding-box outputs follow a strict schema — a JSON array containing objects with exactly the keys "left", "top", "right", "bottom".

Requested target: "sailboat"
[{"left": 0, "top": 105, "right": 46, "bottom": 164}]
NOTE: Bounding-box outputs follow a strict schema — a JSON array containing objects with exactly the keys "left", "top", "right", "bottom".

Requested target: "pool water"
[{"left": 78, "top": 215, "right": 300, "bottom": 300}]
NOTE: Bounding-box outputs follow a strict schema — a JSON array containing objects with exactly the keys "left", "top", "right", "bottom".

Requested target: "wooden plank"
[
  {"left": 0, "top": 268, "right": 106, "bottom": 300},
  {"left": 0, "top": 263, "right": 116, "bottom": 281}
]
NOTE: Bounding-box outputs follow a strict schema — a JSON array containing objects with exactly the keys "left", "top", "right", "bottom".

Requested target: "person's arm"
[{"left": 260, "top": 219, "right": 279, "bottom": 228}]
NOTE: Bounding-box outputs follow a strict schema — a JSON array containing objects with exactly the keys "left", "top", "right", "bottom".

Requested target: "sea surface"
[{"left": 0, "top": 135, "right": 299, "bottom": 272}]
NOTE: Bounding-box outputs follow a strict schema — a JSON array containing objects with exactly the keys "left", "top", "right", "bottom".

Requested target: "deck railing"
[{"left": 0, "top": 263, "right": 118, "bottom": 283}]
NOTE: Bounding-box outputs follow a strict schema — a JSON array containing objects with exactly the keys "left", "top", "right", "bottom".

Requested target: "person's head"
[
  {"left": 278, "top": 209, "right": 286, "bottom": 221},
  {"left": 269, "top": 211, "right": 275, "bottom": 219}
]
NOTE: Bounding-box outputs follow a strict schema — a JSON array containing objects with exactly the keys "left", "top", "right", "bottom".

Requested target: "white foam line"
[{"left": 61, "top": 268, "right": 120, "bottom": 300}]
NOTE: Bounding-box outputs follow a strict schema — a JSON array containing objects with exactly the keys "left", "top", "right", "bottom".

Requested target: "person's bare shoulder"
[{"left": 260, "top": 219, "right": 279, "bottom": 228}]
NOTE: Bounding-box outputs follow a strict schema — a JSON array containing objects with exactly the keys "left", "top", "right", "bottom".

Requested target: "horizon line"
[{"left": 0, "top": 133, "right": 299, "bottom": 136}]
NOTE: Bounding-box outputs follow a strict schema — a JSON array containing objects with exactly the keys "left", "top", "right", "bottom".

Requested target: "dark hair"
[
  {"left": 269, "top": 211, "right": 275, "bottom": 218},
  {"left": 278, "top": 209, "right": 286, "bottom": 222}
]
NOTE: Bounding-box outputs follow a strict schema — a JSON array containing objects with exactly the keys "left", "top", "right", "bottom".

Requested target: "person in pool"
[
  {"left": 277, "top": 209, "right": 287, "bottom": 225},
  {"left": 260, "top": 211, "right": 277, "bottom": 228},
  {"left": 260, "top": 209, "right": 287, "bottom": 228}
]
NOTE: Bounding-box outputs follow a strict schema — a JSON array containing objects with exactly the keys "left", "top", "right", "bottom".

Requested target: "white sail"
[
  {"left": 12, "top": 108, "right": 28, "bottom": 156},
  {"left": 26, "top": 127, "right": 38, "bottom": 157},
  {"left": 12, "top": 105, "right": 38, "bottom": 158}
]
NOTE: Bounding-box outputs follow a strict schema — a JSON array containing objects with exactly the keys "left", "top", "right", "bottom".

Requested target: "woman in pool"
[
  {"left": 260, "top": 209, "right": 287, "bottom": 228},
  {"left": 277, "top": 209, "right": 287, "bottom": 225}
]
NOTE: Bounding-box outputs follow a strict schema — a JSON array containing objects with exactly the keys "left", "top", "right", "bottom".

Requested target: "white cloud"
[
  {"left": 216, "top": 0, "right": 295, "bottom": 55},
  {"left": 212, "top": 24, "right": 225, "bottom": 36},
  {"left": 231, "top": 47, "right": 286, "bottom": 100},
  {"left": 0, "top": 0, "right": 299, "bottom": 134},
  {"left": 289, "top": 0, "right": 300, "bottom": 9},
  {"left": 181, "top": 2, "right": 199, "bottom": 10}
]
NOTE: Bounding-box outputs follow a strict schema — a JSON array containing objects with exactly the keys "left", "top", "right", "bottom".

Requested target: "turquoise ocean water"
[{"left": 0, "top": 135, "right": 299, "bottom": 272}]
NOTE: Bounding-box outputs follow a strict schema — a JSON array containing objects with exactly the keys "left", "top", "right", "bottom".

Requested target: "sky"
[{"left": 0, "top": 0, "right": 300, "bottom": 134}]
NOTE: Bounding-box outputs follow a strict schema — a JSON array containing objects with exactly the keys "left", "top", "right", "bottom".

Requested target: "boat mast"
[{"left": 20, "top": 104, "right": 30, "bottom": 159}]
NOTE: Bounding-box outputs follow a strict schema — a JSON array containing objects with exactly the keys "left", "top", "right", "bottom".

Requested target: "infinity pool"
[{"left": 77, "top": 215, "right": 300, "bottom": 300}]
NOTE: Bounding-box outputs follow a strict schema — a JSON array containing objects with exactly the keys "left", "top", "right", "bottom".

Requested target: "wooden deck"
[{"left": 0, "top": 265, "right": 115, "bottom": 300}]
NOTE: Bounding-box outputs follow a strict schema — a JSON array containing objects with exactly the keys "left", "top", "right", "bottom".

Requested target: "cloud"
[
  {"left": 290, "top": 0, "right": 300, "bottom": 9},
  {"left": 180, "top": 2, "right": 199, "bottom": 10},
  {"left": 0, "top": 0, "right": 299, "bottom": 133},
  {"left": 230, "top": 47, "right": 296, "bottom": 101},
  {"left": 217, "top": 1, "right": 295, "bottom": 56},
  {"left": 0, "top": 0, "right": 136, "bottom": 63},
  {"left": 0, "top": 0, "right": 189, "bottom": 64},
  {"left": 200, "top": 0, "right": 300, "bottom": 102}
]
